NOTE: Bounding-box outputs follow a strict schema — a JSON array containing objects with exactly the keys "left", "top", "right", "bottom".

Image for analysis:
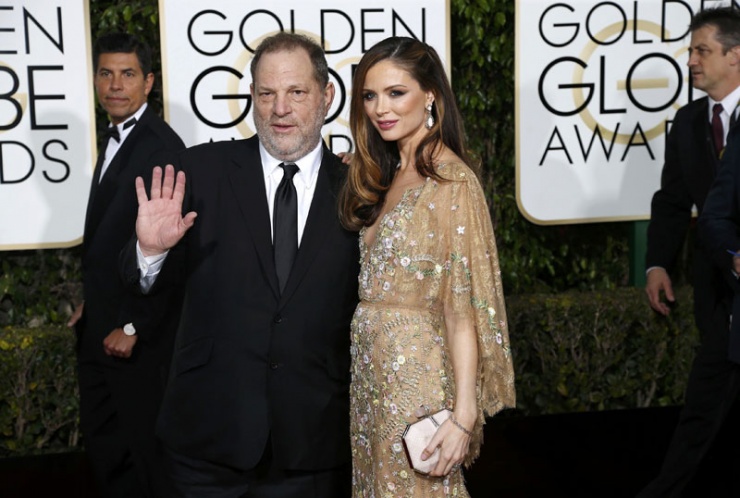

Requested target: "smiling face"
[
  {"left": 687, "top": 25, "right": 740, "bottom": 101},
  {"left": 94, "top": 52, "right": 153, "bottom": 124},
  {"left": 250, "top": 48, "right": 334, "bottom": 162},
  {"left": 361, "top": 60, "right": 434, "bottom": 149}
]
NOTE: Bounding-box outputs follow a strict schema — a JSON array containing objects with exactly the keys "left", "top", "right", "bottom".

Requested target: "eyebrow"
[
  {"left": 364, "top": 84, "right": 410, "bottom": 92},
  {"left": 97, "top": 66, "right": 138, "bottom": 73}
]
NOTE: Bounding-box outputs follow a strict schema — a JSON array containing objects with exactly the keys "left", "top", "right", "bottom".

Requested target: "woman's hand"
[{"left": 421, "top": 411, "right": 474, "bottom": 476}]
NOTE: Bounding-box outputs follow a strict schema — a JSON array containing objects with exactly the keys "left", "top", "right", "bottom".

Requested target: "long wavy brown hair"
[{"left": 339, "top": 37, "right": 474, "bottom": 231}]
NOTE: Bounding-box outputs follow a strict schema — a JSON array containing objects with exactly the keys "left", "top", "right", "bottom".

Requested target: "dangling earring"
[{"left": 425, "top": 103, "right": 435, "bottom": 129}]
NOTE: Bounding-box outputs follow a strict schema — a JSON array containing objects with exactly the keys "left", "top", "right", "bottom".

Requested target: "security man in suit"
[
  {"left": 121, "top": 32, "right": 360, "bottom": 497},
  {"left": 68, "top": 33, "right": 184, "bottom": 497},
  {"left": 640, "top": 7, "right": 740, "bottom": 497}
]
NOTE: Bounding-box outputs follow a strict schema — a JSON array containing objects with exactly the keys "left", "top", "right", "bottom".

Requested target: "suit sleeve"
[
  {"left": 645, "top": 112, "right": 694, "bottom": 271},
  {"left": 698, "top": 128, "right": 740, "bottom": 293}
]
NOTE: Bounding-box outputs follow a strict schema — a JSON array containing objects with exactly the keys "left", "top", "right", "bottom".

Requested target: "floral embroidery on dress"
[{"left": 350, "top": 162, "right": 515, "bottom": 498}]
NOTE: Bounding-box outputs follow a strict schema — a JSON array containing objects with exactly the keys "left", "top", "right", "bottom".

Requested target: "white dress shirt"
[{"left": 99, "top": 103, "right": 147, "bottom": 181}]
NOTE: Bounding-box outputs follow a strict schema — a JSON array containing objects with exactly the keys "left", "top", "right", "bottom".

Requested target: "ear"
[
  {"left": 144, "top": 73, "right": 154, "bottom": 97},
  {"left": 730, "top": 45, "right": 740, "bottom": 66},
  {"left": 426, "top": 91, "right": 435, "bottom": 107},
  {"left": 324, "top": 81, "right": 336, "bottom": 114}
]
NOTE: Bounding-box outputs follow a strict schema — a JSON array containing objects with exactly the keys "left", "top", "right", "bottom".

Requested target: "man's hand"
[
  {"left": 67, "top": 301, "right": 84, "bottom": 327},
  {"left": 103, "top": 328, "right": 138, "bottom": 358},
  {"left": 136, "top": 164, "right": 197, "bottom": 256},
  {"left": 645, "top": 267, "right": 675, "bottom": 316}
]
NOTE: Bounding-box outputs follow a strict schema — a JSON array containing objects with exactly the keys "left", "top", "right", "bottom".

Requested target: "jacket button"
[
  {"left": 273, "top": 315, "right": 283, "bottom": 324},
  {"left": 269, "top": 362, "right": 279, "bottom": 369}
]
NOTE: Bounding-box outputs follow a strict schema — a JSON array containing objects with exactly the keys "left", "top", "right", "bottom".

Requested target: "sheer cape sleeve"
[{"left": 440, "top": 162, "right": 515, "bottom": 463}]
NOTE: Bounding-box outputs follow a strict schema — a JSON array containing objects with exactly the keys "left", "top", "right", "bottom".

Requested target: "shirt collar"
[
  {"left": 259, "top": 139, "right": 324, "bottom": 189},
  {"left": 709, "top": 86, "right": 740, "bottom": 121}
]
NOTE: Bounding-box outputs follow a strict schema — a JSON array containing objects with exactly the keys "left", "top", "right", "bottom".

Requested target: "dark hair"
[
  {"left": 340, "top": 37, "right": 473, "bottom": 230},
  {"left": 250, "top": 32, "right": 329, "bottom": 87},
  {"left": 690, "top": 6, "right": 740, "bottom": 53},
  {"left": 93, "top": 32, "right": 153, "bottom": 75}
]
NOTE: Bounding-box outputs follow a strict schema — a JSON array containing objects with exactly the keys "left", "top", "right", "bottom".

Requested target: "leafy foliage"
[
  {"left": 0, "top": 249, "right": 81, "bottom": 328},
  {"left": 509, "top": 287, "right": 698, "bottom": 414},
  {"left": 0, "top": 327, "right": 80, "bottom": 456}
]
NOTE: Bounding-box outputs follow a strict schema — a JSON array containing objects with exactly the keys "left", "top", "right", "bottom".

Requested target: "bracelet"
[{"left": 449, "top": 413, "right": 474, "bottom": 437}]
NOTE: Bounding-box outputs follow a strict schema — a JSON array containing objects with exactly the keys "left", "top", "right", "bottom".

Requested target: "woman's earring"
[{"left": 425, "top": 103, "right": 435, "bottom": 129}]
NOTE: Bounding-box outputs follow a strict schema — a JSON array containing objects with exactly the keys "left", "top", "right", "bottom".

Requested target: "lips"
[
  {"left": 377, "top": 120, "right": 397, "bottom": 131},
  {"left": 271, "top": 123, "right": 295, "bottom": 133}
]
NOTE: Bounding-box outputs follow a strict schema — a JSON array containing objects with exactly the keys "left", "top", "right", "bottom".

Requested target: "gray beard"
[{"left": 255, "top": 103, "right": 327, "bottom": 162}]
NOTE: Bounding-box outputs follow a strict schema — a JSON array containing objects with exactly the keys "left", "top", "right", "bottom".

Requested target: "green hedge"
[
  {"left": 511, "top": 287, "right": 698, "bottom": 414},
  {"left": 0, "top": 327, "right": 79, "bottom": 457},
  {"left": 0, "top": 289, "right": 698, "bottom": 456}
]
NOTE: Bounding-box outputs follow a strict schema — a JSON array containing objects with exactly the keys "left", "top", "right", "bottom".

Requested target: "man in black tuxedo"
[
  {"left": 68, "top": 33, "right": 185, "bottom": 497},
  {"left": 640, "top": 7, "right": 740, "bottom": 497},
  {"left": 122, "top": 32, "right": 359, "bottom": 497}
]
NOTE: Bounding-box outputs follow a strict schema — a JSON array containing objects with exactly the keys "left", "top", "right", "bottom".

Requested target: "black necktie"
[
  {"left": 712, "top": 103, "right": 724, "bottom": 158},
  {"left": 273, "top": 162, "right": 299, "bottom": 294}
]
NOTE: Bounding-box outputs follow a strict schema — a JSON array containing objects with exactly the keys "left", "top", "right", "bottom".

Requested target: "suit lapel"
[
  {"left": 691, "top": 98, "right": 718, "bottom": 174},
  {"left": 85, "top": 108, "right": 155, "bottom": 244},
  {"left": 227, "top": 138, "right": 281, "bottom": 298},
  {"left": 279, "top": 147, "right": 340, "bottom": 304}
]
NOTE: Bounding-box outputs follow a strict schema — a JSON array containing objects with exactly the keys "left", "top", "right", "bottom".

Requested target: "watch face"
[{"left": 123, "top": 323, "right": 136, "bottom": 336}]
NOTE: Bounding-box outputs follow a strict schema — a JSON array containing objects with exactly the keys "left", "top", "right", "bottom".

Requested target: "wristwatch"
[{"left": 123, "top": 323, "right": 136, "bottom": 336}]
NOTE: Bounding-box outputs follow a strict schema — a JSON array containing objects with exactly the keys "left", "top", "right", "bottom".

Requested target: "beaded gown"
[{"left": 350, "top": 162, "right": 515, "bottom": 497}]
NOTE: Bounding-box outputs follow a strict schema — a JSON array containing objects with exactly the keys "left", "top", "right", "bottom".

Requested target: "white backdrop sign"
[
  {"left": 516, "top": 0, "right": 730, "bottom": 225},
  {"left": 159, "top": 0, "right": 449, "bottom": 151},
  {"left": 0, "top": 0, "right": 95, "bottom": 249}
]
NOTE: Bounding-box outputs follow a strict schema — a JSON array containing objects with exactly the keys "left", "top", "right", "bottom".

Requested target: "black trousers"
[
  {"left": 78, "top": 360, "right": 169, "bottom": 498},
  {"left": 164, "top": 438, "right": 351, "bottom": 498},
  {"left": 637, "top": 306, "right": 740, "bottom": 497}
]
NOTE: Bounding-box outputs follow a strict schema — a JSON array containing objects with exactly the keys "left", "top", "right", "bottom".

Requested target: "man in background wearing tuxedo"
[{"left": 68, "top": 33, "right": 184, "bottom": 497}]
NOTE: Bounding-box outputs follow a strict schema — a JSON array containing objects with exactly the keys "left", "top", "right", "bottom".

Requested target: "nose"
[
  {"left": 374, "top": 95, "right": 388, "bottom": 116},
  {"left": 110, "top": 73, "right": 123, "bottom": 90},
  {"left": 687, "top": 52, "right": 698, "bottom": 68},
  {"left": 273, "top": 93, "right": 291, "bottom": 117}
]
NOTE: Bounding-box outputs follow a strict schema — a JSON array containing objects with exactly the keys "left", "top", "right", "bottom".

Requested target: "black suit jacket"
[
  {"left": 646, "top": 97, "right": 732, "bottom": 333},
  {"left": 123, "top": 136, "right": 360, "bottom": 471},
  {"left": 699, "top": 122, "right": 740, "bottom": 361},
  {"left": 79, "top": 106, "right": 185, "bottom": 366}
]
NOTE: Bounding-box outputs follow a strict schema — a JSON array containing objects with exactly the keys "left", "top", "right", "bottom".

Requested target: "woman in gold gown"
[{"left": 339, "top": 37, "right": 516, "bottom": 497}]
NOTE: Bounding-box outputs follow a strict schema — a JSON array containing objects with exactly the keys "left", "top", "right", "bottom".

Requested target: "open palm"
[{"left": 135, "top": 164, "right": 197, "bottom": 256}]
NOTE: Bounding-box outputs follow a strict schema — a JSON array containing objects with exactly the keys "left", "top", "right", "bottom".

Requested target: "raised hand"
[{"left": 135, "top": 164, "right": 197, "bottom": 256}]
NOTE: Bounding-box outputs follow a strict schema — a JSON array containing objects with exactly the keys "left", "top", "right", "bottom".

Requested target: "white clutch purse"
[{"left": 401, "top": 408, "right": 452, "bottom": 474}]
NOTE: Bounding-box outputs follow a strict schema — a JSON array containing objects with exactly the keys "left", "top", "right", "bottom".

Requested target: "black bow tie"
[{"left": 103, "top": 117, "right": 137, "bottom": 143}]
